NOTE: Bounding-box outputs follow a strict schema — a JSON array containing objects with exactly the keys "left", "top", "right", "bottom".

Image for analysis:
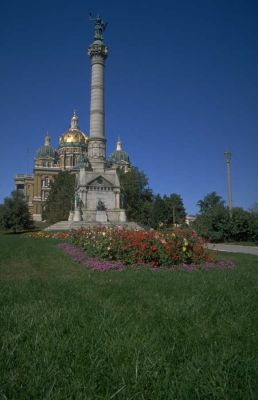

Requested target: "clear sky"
[{"left": 0, "top": 0, "right": 257, "bottom": 214}]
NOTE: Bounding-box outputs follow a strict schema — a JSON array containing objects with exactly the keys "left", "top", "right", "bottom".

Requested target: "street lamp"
[{"left": 224, "top": 151, "right": 232, "bottom": 217}]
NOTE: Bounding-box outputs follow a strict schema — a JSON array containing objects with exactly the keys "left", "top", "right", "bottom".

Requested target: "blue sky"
[{"left": 0, "top": 0, "right": 257, "bottom": 214}]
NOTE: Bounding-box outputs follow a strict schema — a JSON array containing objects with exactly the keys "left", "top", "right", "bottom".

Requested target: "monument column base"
[
  {"left": 73, "top": 209, "right": 82, "bottom": 222},
  {"left": 68, "top": 211, "right": 74, "bottom": 221},
  {"left": 96, "top": 210, "right": 108, "bottom": 222},
  {"left": 107, "top": 209, "right": 127, "bottom": 223}
]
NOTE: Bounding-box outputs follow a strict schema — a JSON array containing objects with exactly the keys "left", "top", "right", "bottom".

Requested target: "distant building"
[{"left": 185, "top": 215, "right": 196, "bottom": 225}]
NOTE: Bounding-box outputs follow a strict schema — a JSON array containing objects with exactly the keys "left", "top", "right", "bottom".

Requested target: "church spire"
[
  {"left": 44, "top": 132, "right": 50, "bottom": 146},
  {"left": 116, "top": 137, "right": 122, "bottom": 151},
  {"left": 70, "top": 111, "right": 79, "bottom": 130}
]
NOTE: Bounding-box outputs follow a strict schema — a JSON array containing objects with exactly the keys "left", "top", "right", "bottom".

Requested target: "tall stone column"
[{"left": 87, "top": 17, "right": 108, "bottom": 172}]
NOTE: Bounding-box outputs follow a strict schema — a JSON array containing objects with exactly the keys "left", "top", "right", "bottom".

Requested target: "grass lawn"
[{"left": 0, "top": 234, "right": 257, "bottom": 400}]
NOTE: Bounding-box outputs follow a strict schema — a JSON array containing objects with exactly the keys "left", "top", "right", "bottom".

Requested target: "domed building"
[
  {"left": 108, "top": 138, "right": 130, "bottom": 172},
  {"left": 14, "top": 112, "right": 87, "bottom": 221},
  {"left": 35, "top": 133, "right": 56, "bottom": 168},
  {"left": 14, "top": 112, "right": 130, "bottom": 221},
  {"left": 58, "top": 111, "right": 88, "bottom": 169}
]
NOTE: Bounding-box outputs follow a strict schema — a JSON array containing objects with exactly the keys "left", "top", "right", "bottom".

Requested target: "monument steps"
[{"left": 45, "top": 221, "right": 144, "bottom": 231}]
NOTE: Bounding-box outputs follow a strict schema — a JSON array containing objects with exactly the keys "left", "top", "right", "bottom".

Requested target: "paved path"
[{"left": 207, "top": 243, "right": 258, "bottom": 256}]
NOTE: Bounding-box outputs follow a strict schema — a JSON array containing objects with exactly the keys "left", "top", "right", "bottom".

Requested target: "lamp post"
[{"left": 224, "top": 151, "right": 232, "bottom": 217}]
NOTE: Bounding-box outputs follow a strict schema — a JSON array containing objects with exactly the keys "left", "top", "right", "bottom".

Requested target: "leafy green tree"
[
  {"left": 193, "top": 206, "right": 230, "bottom": 242},
  {"left": 250, "top": 203, "right": 258, "bottom": 214},
  {"left": 229, "top": 208, "right": 258, "bottom": 242},
  {"left": 194, "top": 193, "right": 258, "bottom": 242},
  {"left": 43, "top": 171, "right": 75, "bottom": 223},
  {"left": 152, "top": 194, "right": 167, "bottom": 228},
  {"left": 118, "top": 167, "right": 153, "bottom": 225},
  {"left": 153, "top": 194, "right": 186, "bottom": 228},
  {"left": 164, "top": 194, "right": 186, "bottom": 225},
  {"left": 0, "top": 191, "right": 33, "bottom": 232},
  {"left": 197, "top": 192, "right": 225, "bottom": 214},
  {"left": 249, "top": 204, "right": 258, "bottom": 241}
]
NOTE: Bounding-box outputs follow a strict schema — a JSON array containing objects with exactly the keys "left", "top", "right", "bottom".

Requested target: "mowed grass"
[{"left": 0, "top": 235, "right": 257, "bottom": 400}]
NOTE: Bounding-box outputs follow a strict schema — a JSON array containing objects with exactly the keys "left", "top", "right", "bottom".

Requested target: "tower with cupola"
[{"left": 58, "top": 111, "right": 88, "bottom": 169}]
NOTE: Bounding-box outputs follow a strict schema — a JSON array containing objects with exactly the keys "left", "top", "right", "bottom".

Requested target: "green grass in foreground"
[{"left": 0, "top": 235, "right": 257, "bottom": 400}]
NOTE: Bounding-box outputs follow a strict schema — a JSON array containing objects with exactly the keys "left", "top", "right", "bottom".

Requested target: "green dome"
[
  {"left": 109, "top": 138, "right": 130, "bottom": 165},
  {"left": 109, "top": 150, "right": 130, "bottom": 164},
  {"left": 35, "top": 145, "right": 56, "bottom": 159},
  {"left": 35, "top": 134, "right": 56, "bottom": 159}
]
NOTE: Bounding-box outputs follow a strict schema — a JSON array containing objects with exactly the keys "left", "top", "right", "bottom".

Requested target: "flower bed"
[
  {"left": 26, "top": 228, "right": 236, "bottom": 271},
  {"left": 68, "top": 227, "right": 213, "bottom": 267},
  {"left": 28, "top": 227, "right": 213, "bottom": 267},
  {"left": 57, "top": 243, "right": 125, "bottom": 271}
]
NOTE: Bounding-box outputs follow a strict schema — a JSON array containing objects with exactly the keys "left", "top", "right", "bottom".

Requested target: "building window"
[
  {"left": 42, "top": 177, "right": 50, "bottom": 188},
  {"left": 17, "top": 184, "right": 24, "bottom": 192}
]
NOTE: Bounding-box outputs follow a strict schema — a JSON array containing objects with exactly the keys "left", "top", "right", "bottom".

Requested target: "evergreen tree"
[
  {"left": 43, "top": 171, "right": 75, "bottom": 223},
  {"left": 0, "top": 191, "right": 33, "bottom": 232}
]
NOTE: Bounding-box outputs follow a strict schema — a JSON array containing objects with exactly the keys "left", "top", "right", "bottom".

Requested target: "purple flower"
[
  {"left": 57, "top": 243, "right": 125, "bottom": 271},
  {"left": 181, "top": 259, "right": 235, "bottom": 272}
]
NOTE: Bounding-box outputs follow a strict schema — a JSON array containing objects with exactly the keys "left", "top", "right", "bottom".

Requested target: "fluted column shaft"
[
  {"left": 90, "top": 57, "right": 105, "bottom": 137},
  {"left": 87, "top": 42, "right": 108, "bottom": 171}
]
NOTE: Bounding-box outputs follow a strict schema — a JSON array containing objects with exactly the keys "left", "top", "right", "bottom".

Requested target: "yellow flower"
[
  {"left": 182, "top": 246, "right": 186, "bottom": 252},
  {"left": 171, "top": 233, "right": 176, "bottom": 238},
  {"left": 183, "top": 238, "right": 188, "bottom": 246}
]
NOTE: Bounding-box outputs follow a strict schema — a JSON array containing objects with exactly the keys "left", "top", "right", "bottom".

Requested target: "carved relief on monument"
[
  {"left": 88, "top": 140, "right": 105, "bottom": 159},
  {"left": 87, "top": 176, "right": 113, "bottom": 189}
]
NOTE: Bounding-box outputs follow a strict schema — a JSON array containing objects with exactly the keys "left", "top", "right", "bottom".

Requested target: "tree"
[
  {"left": 191, "top": 192, "right": 258, "bottom": 243},
  {"left": 43, "top": 171, "right": 75, "bottom": 223},
  {"left": 250, "top": 203, "right": 258, "bottom": 214},
  {"left": 193, "top": 206, "right": 230, "bottom": 242},
  {"left": 0, "top": 191, "right": 33, "bottom": 232},
  {"left": 194, "top": 192, "right": 229, "bottom": 241},
  {"left": 163, "top": 194, "right": 186, "bottom": 225},
  {"left": 152, "top": 194, "right": 167, "bottom": 228},
  {"left": 197, "top": 192, "right": 225, "bottom": 214},
  {"left": 152, "top": 194, "right": 186, "bottom": 229},
  {"left": 118, "top": 167, "right": 153, "bottom": 226},
  {"left": 229, "top": 208, "right": 258, "bottom": 242}
]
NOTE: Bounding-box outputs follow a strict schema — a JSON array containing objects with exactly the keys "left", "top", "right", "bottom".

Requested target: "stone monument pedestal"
[
  {"left": 96, "top": 210, "right": 108, "bottom": 222},
  {"left": 68, "top": 211, "right": 74, "bottom": 221},
  {"left": 73, "top": 209, "right": 82, "bottom": 222}
]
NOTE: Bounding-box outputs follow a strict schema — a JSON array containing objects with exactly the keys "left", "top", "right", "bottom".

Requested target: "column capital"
[{"left": 88, "top": 43, "right": 108, "bottom": 59}]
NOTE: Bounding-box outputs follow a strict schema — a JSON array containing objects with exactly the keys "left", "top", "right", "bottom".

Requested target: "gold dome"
[
  {"left": 59, "top": 129, "right": 88, "bottom": 146},
  {"left": 59, "top": 112, "right": 88, "bottom": 147}
]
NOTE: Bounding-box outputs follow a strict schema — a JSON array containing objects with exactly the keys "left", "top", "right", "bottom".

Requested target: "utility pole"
[{"left": 224, "top": 151, "right": 233, "bottom": 217}]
